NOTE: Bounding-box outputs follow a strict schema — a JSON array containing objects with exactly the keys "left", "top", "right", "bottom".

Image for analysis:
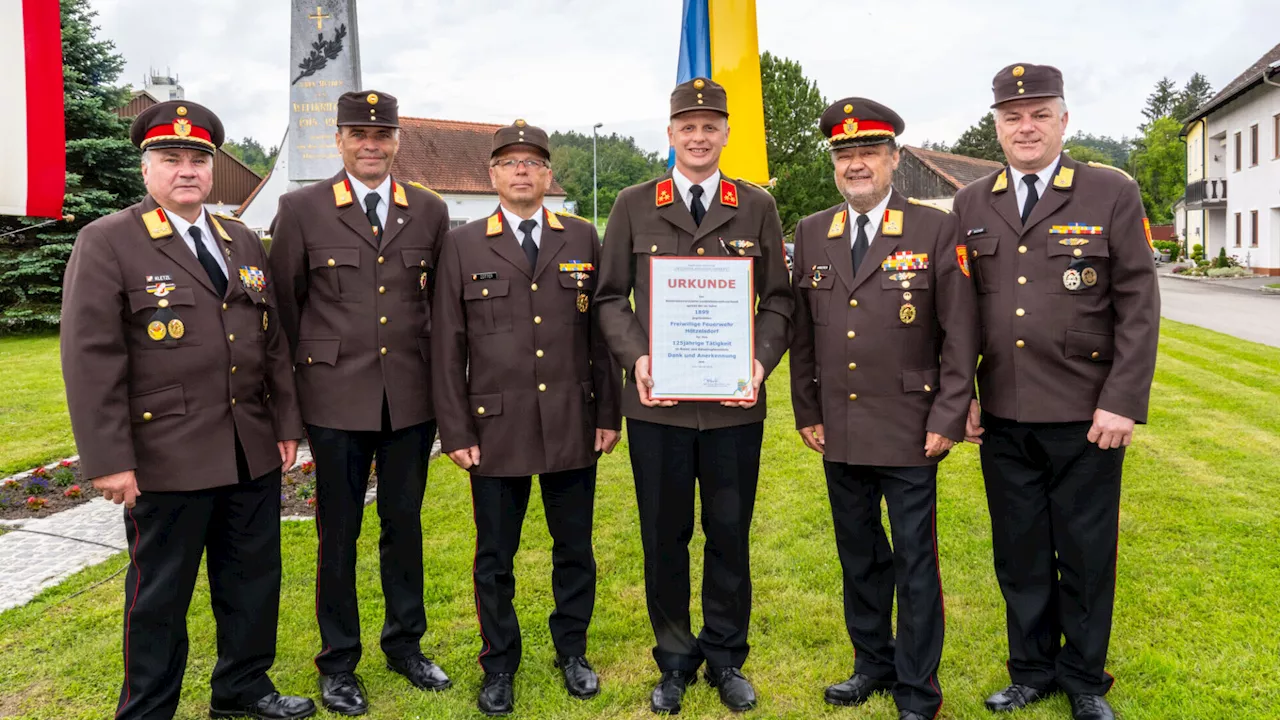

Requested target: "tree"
[
  {"left": 951, "top": 113, "right": 1004, "bottom": 162},
  {"left": 1142, "top": 76, "right": 1179, "bottom": 126},
  {"left": 1065, "top": 132, "right": 1131, "bottom": 168},
  {"left": 759, "top": 52, "right": 842, "bottom": 234},
  {"left": 0, "top": 0, "right": 144, "bottom": 332},
  {"left": 548, "top": 131, "right": 666, "bottom": 222},
  {"left": 223, "top": 137, "right": 278, "bottom": 176},
  {"left": 1129, "top": 116, "right": 1185, "bottom": 223},
  {"left": 919, "top": 140, "right": 951, "bottom": 153},
  {"left": 1172, "top": 72, "right": 1213, "bottom": 122},
  {"left": 1062, "top": 144, "right": 1112, "bottom": 164}
]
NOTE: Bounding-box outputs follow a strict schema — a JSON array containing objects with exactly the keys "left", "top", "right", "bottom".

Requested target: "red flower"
[
  {"left": 59, "top": 460, "right": 73, "bottom": 468},
  {"left": 3, "top": 479, "right": 19, "bottom": 490},
  {"left": 64, "top": 485, "right": 83, "bottom": 499},
  {"left": 301, "top": 461, "right": 316, "bottom": 474},
  {"left": 26, "top": 496, "right": 48, "bottom": 510},
  {"left": 31, "top": 467, "right": 46, "bottom": 477},
  {"left": 306, "top": 497, "right": 316, "bottom": 507}
]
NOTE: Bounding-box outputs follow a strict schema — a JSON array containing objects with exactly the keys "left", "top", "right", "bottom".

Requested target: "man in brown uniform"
[
  {"left": 432, "top": 120, "right": 622, "bottom": 716},
  {"left": 61, "top": 101, "right": 315, "bottom": 720},
  {"left": 953, "top": 64, "right": 1159, "bottom": 720},
  {"left": 595, "top": 78, "right": 793, "bottom": 714},
  {"left": 790, "top": 98, "right": 979, "bottom": 720},
  {"left": 267, "top": 91, "right": 452, "bottom": 715}
]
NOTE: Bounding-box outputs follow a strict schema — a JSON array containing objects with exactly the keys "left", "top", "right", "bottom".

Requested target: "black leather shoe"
[
  {"left": 555, "top": 655, "right": 600, "bottom": 699},
  {"left": 318, "top": 672, "right": 368, "bottom": 716},
  {"left": 209, "top": 692, "right": 316, "bottom": 719},
  {"left": 985, "top": 683, "right": 1058, "bottom": 712},
  {"left": 386, "top": 652, "right": 452, "bottom": 691},
  {"left": 824, "top": 673, "right": 894, "bottom": 706},
  {"left": 703, "top": 666, "right": 757, "bottom": 712},
  {"left": 477, "top": 673, "right": 514, "bottom": 716},
  {"left": 1069, "top": 694, "right": 1115, "bottom": 720},
  {"left": 899, "top": 712, "right": 931, "bottom": 720},
  {"left": 650, "top": 670, "right": 697, "bottom": 714}
]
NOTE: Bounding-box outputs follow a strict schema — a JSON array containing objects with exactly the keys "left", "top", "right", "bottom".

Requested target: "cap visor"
[
  {"left": 670, "top": 106, "right": 730, "bottom": 119},
  {"left": 991, "top": 91, "right": 1061, "bottom": 108}
]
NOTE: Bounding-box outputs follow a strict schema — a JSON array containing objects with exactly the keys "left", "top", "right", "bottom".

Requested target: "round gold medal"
[
  {"left": 900, "top": 303, "right": 917, "bottom": 324},
  {"left": 1081, "top": 267, "right": 1098, "bottom": 287},
  {"left": 147, "top": 321, "right": 167, "bottom": 341},
  {"left": 167, "top": 319, "right": 185, "bottom": 339}
]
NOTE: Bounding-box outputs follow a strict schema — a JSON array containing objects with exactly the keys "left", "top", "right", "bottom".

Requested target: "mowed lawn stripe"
[{"left": 0, "top": 320, "right": 1278, "bottom": 718}]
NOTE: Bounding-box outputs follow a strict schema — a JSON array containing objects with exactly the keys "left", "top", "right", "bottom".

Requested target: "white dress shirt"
[
  {"left": 346, "top": 172, "right": 391, "bottom": 228},
  {"left": 502, "top": 205, "right": 543, "bottom": 248},
  {"left": 1009, "top": 155, "right": 1062, "bottom": 216},
  {"left": 849, "top": 191, "right": 894, "bottom": 249},
  {"left": 672, "top": 167, "right": 721, "bottom": 211},
  {"left": 167, "top": 209, "right": 228, "bottom": 277}
]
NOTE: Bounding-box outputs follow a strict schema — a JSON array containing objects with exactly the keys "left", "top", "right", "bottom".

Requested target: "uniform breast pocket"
[
  {"left": 633, "top": 233, "right": 678, "bottom": 257},
  {"left": 803, "top": 273, "right": 835, "bottom": 325},
  {"left": 400, "top": 247, "right": 432, "bottom": 300},
  {"left": 723, "top": 237, "right": 762, "bottom": 258},
  {"left": 1047, "top": 239, "right": 1110, "bottom": 295},
  {"left": 967, "top": 235, "right": 1000, "bottom": 294},
  {"left": 126, "top": 286, "right": 202, "bottom": 349},
  {"left": 464, "top": 279, "right": 512, "bottom": 334},
  {"left": 309, "top": 247, "right": 361, "bottom": 301},
  {"left": 559, "top": 272, "right": 593, "bottom": 323},
  {"left": 881, "top": 272, "right": 931, "bottom": 328}
]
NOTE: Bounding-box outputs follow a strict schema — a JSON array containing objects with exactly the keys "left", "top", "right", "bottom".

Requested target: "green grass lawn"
[
  {"left": 1, "top": 320, "right": 1278, "bottom": 719},
  {"left": 0, "top": 332, "right": 73, "bottom": 477}
]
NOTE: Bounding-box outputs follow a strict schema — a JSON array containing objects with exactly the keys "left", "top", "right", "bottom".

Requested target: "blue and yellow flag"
[{"left": 671, "top": 0, "right": 770, "bottom": 186}]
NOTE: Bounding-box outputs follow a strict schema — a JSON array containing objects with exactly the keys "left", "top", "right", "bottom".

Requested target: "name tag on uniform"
[{"left": 471, "top": 272, "right": 498, "bottom": 281}]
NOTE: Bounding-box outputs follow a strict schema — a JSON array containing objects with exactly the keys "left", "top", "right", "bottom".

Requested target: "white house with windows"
[{"left": 1181, "top": 42, "right": 1280, "bottom": 275}]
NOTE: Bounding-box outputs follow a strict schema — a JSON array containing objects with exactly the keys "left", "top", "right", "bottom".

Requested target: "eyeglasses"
[{"left": 491, "top": 158, "right": 549, "bottom": 170}]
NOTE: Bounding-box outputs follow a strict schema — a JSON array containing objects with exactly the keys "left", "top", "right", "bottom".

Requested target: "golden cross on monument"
[{"left": 308, "top": 5, "right": 331, "bottom": 30}]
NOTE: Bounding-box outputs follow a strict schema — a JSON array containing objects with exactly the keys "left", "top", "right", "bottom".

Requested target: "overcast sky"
[{"left": 90, "top": 0, "right": 1279, "bottom": 158}]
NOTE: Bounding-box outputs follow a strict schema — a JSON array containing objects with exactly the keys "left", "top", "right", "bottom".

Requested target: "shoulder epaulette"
[
  {"left": 405, "top": 181, "right": 443, "bottom": 200},
  {"left": 555, "top": 209, "right": 591, "bottom": 224},
  {"left": 907, "top": 197, "right": 951, "bottom": 214},
  {"left": 214, "top": 212, "right": 245, "bottom": 224},
  {"left": 1086, "top": 161, "right": 1134, "bottom": 181}
]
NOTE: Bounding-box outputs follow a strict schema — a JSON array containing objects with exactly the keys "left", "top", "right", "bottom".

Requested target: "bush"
[
  {"left": 1153, "top": 240, "right": 1179, "bottom": 256},
  {"left": 1192, "top": 244, "right": 1204, "bottom": 261},
  {"left": 1207, "top": 266, "right": 1250, "bottom": 278}
]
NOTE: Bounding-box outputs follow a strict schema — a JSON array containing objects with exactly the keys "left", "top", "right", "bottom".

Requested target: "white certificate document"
[{"left": 648, "top": 257, "right": 756, "bottom": 401}]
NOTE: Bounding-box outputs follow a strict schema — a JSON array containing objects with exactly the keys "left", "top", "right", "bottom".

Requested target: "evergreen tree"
[
  {"left": 759, "top": 52, "right": 841, "bottom": 234},
  {"left": 1172, "top": 72, "right": 1214, "bottom": 122},
  {"left": 0, "top": 0, "right": 144, "bottom": 332},
  {"left": 951, "top": 113, "right": 1004, "bottom": 162},
  {"left": 223, "top": 137, "right": 278, "bottom": 176},
  {"left": 1141, "top": 76, "right": 1179, "bottom": 126}
]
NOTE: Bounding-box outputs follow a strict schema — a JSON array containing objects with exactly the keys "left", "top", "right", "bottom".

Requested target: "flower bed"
[
  {"left": 280, "top": 460, "right": 377, "bottom": 518},
  {"left": 0, "top": 461, "right": 88, "bottom": 521}
]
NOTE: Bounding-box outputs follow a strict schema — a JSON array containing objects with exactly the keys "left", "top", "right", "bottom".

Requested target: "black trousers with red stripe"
[
  {"left": 980, "top": 413, "right": 1122, "bottom": 696},
  {"left": 115, "top": 457, "right": 281, "bottom": 720},
  {"left": 824, "top": 461, "right": 944, "bottom": 718},
  {"left": 307, "top": 417, "right": 436, "bottom": 674},
  {"left": 469, "top": 465, "right": 597, "bottom": 674}
]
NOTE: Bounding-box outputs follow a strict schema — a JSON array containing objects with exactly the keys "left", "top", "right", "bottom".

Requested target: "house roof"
[
  {"left": 902, "top": 146, "right": 1004, "bottom": 189},
  {"left": 1183, "top": 41, "right": 1280, "bottom": 125},
  {"left": 391, "top": 117, "right": 566, "bottom": 196}
]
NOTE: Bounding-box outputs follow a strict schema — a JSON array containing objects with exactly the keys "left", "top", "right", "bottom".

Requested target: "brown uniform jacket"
[
  {"left": 431, "top": 207, "right": 622, "bottom": 477},
  {"left": 60, "top": 196, "right": 303, "bottom": 492},
  {"left": 952, "top": 154, "right": 1160, "bottom": 424},
  {"left": 789, "top": 191, "right": 979, "bottom": 466},
  {"left": 595, "top": 171, "right": 793, "bottom": 430},
  {"left": 267, "top": 171, "right": 449, "bottom": 431}
]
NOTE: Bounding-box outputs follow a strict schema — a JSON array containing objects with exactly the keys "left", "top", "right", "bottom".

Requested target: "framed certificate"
[{"left": 648, "top": 257, "right": 756, "bottom": 402}]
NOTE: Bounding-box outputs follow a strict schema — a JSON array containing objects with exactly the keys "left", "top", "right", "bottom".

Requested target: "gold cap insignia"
[
  {"left": 1013, "top": 65, "right": 1025, "bottom": 77},
  {"left": 843, "top": 103, "right": 853, "bottom": 113},
  {"left": 515, "top": 118, "right": 526, "bottom": 127},
  {"left": 367, "top": 93, "right": 378, "bottom": 105},
  {"left": 693, "top": 78, "right": 705, "bottom": 90},
  {"left": 842, "top": 118, "right": 858, "bottom": 136},
  {"left": 176, "top": 106, "right": 188, "bottom": 117},
  {"left": 173, "top": 118, "right": 191, "bottom": 137}
]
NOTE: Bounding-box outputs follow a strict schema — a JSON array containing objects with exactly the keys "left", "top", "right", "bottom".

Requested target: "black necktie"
[
  {"left": 365, "top": 193, "right": 383, "bottom": 239},
  {"left": 1020, "top": 174, "right": 1040, "bottom": 225},
  {"left": 519, "top": 219, "right": 538, "bottom": 272},
  {"left": 851, "top": 213, "right": 871, "bottom": 274},
  {"left": 188, "top": 226, "right": 227, "bottom": 297},
  {"left": 689, "top": 184, "right": 706, "bottom": 226}
]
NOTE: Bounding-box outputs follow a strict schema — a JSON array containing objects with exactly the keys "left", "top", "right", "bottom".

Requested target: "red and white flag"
[{"left": 0, "top": 0, "right": 64, "bottom": 219}]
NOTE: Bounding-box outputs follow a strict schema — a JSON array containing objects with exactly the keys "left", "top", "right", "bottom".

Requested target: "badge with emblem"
[
  {"left": 900, "top": 303, "right": 917, "bottom": 324},
  {"left": 577, "top": 292, "right": 589, "bottom": 313},
  {"left": 147, "top": 320, "right": 167, "bottom": 341},
  {"left": 146, "top": 280, "right": 176, "bottom": 297},
  {"left": 1063, "top": 268, "right": 1082, "bottom": 291},
  {"left": 727, "top": 240, "right": 754, "bottom": 255},
  {"left": 956, "top": 246, "right": 971, "bottom": 278},
  {"left": 888, "top": 271, "right": 917, "bottom": 282},
  {"left": 419, "top": 272, "right": 428, "bottom": 292},
  {"left": 1081, "top": 267, "right": 1098, "bottom": 287},
  {"left": 569, "top": 271, "right": 590, "bottom": 281},
  {"left": 262, "top": 311, "right": 269, "bottom": 332},
  {"left": 1057, "top": 237, "right": 1090, "bottom": 246},
  {"left": 810, "top": 266, "right": 825, "bottom": 287},
  {"left": 167, "top": 319, "right": 185, "bottom": 339},
  {"left": 238, "top": 266, "right": 266, "bottom": 292}
]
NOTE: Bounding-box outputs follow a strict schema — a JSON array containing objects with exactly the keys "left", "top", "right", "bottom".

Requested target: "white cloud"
[{"left": 91, "top": 0, "right": 1280, "bottom": 157}]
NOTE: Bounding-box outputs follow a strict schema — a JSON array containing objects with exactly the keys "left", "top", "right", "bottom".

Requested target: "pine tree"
[
  {"left": 951, "top": 113, "right": 1004, "bottom": 162},
  {"left": 1172, "top": 73, "right": 1214, "bottom": 122},
  {"left": 0, "top": 0, "right": 144, "bottom": 332},
  {"left": 1141, "top": 77, "right": 1179, "bottom": 126}
]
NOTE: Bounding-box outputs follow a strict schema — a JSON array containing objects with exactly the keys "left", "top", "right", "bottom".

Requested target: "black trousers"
[
  {"left": 470, "top": 465, "right": 597, "bottom": 673},
  {"left": 824, "top": 461, "right": 944, "bottom": 717},
  {"left": 307, "top": 411, "right": 436, "bottom": 674},
  {"left": 980, "top": 412, "right": 1123, "bottom": 696},
  {"left": 627, "top": 418, "right": 762, "bottom": 672},
  {"left": 115, "top": 448, "right": 281, "bottom": 720}
]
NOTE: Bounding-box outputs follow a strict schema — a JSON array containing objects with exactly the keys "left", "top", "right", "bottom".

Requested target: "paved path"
[{"left": 1159, "top": 272, "right": 1280, "bottom": 348}]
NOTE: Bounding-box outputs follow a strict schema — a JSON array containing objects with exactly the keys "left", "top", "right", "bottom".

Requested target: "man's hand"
[
  {"left": 448, "top": 446, "right": 482, "bottom": 470},
  {"left": 595, "top": 429, "right": 621, "bottom": 454},
  {"left": 799, "top": 424, "right": 825, "bottom": 454},
  {"left": 1088, "top": 408, "right": 1135, "bottom": 450},
  {"left": 964, "top": 399, "right": 984, "bottom": 445},
  {"left": 924, "top": 432, "right": 955, "bottom": 458},
  {"left": 278, "top": 440, "right": 298, "bottom": 473},
  {"left": 93, "top": 470, "right": 141, "bottom": 508},
  {"left": 721, "top": 360, "right": 766, "bottom": 409},
  {"left": 634, "top": 355, "right": 677, "bottom": 408}
]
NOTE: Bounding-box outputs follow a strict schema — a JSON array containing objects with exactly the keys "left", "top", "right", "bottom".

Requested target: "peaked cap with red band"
[
  {"left": 130, "top": 100, "right": 224, "bottom": 154},
  {"left": 820, "top": 97, "right": 905, "bottom": 150}
]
